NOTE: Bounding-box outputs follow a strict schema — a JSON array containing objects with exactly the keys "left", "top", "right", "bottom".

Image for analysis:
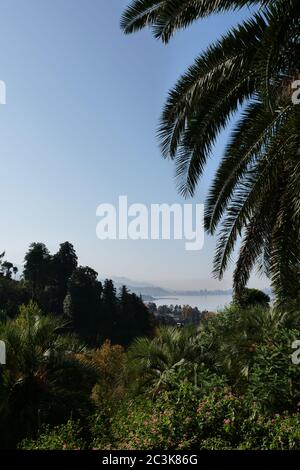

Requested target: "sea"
[{"left": 153, "top": 294, "right": 232, "bottom": 312}]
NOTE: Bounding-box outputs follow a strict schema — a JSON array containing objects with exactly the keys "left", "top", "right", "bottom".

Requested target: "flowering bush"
[
  {"left": 19, "top": 373, "right": 300, "bottom": 450},
  {"left": 239, "top": 412, "right": 300, "bottom": 450},
  {"left": 20, "top": 420, "right": 86, "bottom": 450},
  {"left": 91, "top": 383, "right": 248, "bottom": 450},
  {"left": 90, "top": 382, "right": 300, "bottom": 450}
]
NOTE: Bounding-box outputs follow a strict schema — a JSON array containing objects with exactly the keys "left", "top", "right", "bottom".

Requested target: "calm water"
[{"left": 153, "top": 295, "right": 232, "bottom": 312}]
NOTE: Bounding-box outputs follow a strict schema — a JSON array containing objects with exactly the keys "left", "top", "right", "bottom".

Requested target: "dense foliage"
[
  {"left": 1, "top": 244, "right": 299, "bottom": 450},
  {"left": 8, "top": 300, "right": 300, "bottom": 450},
  {"left": 0, "top": 302, "right": 98, "bottom": 448},
  {"left": 1, "top": 243, "right": 155, "bottom": 347}
]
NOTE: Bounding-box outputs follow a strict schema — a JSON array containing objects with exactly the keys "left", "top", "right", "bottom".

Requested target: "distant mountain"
[
  {"left": 101, "top": 277, "right": 170, "bottom": 297},
  {"left": 114, "top": 284, "right": 272, "bottom": 300},
  {"left": 131, "top": 286, "right": 171, "bottom": 297},
  {"left": 104, "top": 279, "right": 233, "bottom": 298},
  {"left": 108, "top": 276, "right": 155, "bottom": 288},
  {"left": 6, "top": 268, "right": 272, "bottom": 299}
]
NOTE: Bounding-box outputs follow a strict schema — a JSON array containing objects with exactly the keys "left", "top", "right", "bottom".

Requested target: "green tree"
[
  {"left": 23, "top": 243, "right": 51, "bottom": 299},
  {"left": 121, "top": 0, "right": 300, "bottom": 302},
  {"left": 0, "top": 302, "right": 98, "bottom": 448},
  {"left": 116, "top": 287, "right": 155, "bottom": 346},
  {"left": 199, "top": 304, "right": 300, "bottom": 388},
  {"left": 125, "top": 325, "right": 200, "bottom": 395},
  {"left": 101, "top": 279, "right": 118, "bottom": 342},
  {"left": 0, "top": 276, "right": 30, "bottom": 318},
  {"left": 102, "top": 279, "right": 117, "bottom": 305},
  {"left": 1, "top": 261, "right": 14, "bottom": 279},
  {"left": 234, "top": 288, "right": 270, "bottom": 308},
  {"left": 50, "top": 242, "right": 78, "bottom": 314},
  {"left": 90, "top": 340, "right": 126, "bottom": 420},
  {"left": 52, "top": 242, "right": 77, "bottom": 291},
  {"left": 64, "top": 267, "right": 103, "bottom": 345},
  {"left": 147, "top": 302, "right": 157, "bottom": 315}
]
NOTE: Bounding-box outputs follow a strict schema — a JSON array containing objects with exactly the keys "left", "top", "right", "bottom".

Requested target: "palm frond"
[{"left": 121, "top": 0, "right": 265, "bottom": 42}]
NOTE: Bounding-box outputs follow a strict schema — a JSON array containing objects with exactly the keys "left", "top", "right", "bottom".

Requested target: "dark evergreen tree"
[
  {"left": 52, "top": 242, "right": 78, "bottom": 291},
  {"left": 1, "top": 261, "right": 14, "bottom": 279},
  {"left": 116, "top": 285, "right": 134, "bottom": 345},
  {"left": 50, "top": 242, "right": 78, "bottom": 314},
  {"left": 101, "top": 279, "right": 118, "bottom": 341},
  {"left": 4, "top": 243, "right": 155, "bottom": 345},
  {"left": 102, "top": 279, "right": 117, "bottom": 305},
  {"left": 116, "top": 287, "right": 155, "bottom": 346},
  {"left": 23, "top": 243, "right": 51, "bottom": 299},
  {"left": 0, "top": 277, "right": 30, "bottom": 318},
  {"left": 64, "top": 266, "right": 103, "bottom": 345}
]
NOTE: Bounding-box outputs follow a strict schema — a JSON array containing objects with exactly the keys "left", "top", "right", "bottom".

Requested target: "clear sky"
[{"left": 0, "top": 0, "right": 268, "bottom": 290}]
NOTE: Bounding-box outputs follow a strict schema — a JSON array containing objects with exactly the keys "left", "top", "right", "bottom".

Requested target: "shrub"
[
  {"left": 233, "top": 288, "right": 270, "bottom": 309},
  {"left": 239, "top": 413, "right": 300, "bottom": 450},
  {"left": 92, "top": 382, "right": 251, "bottom": 450},
  {"left": 20, "top": 420, "right": 86, "bottom": 450},
  {"left": 247, "top": 330, "right": 300, "bottom": 413}
]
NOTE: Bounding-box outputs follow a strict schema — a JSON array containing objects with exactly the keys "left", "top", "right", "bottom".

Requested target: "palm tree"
[
  {"left": 121, "top": 1, "right": 300, "bottom": 302},
  {"left": 199, "top": 304, "right": 300, "bottom": 387},
  {"left": 125, "top": 306, "right": 299, "bottom": 395},
  {"left": 125, "top": 325, "right": 200, "bottom": 395},
  {"left": 0, "top": 301, "right": 98, "bottom": 448},
  {"left": 1, "top": 261, "right": 13, "bottom": 278}
]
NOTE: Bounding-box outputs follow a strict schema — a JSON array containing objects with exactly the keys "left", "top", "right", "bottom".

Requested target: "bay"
[{"left": 153, "top": 294, "right": 232, "bottom": 312}]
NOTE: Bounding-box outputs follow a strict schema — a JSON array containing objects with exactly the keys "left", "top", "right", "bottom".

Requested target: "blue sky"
[{"left": 0, "top": 0, "right": 268, "bottom": 290}]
